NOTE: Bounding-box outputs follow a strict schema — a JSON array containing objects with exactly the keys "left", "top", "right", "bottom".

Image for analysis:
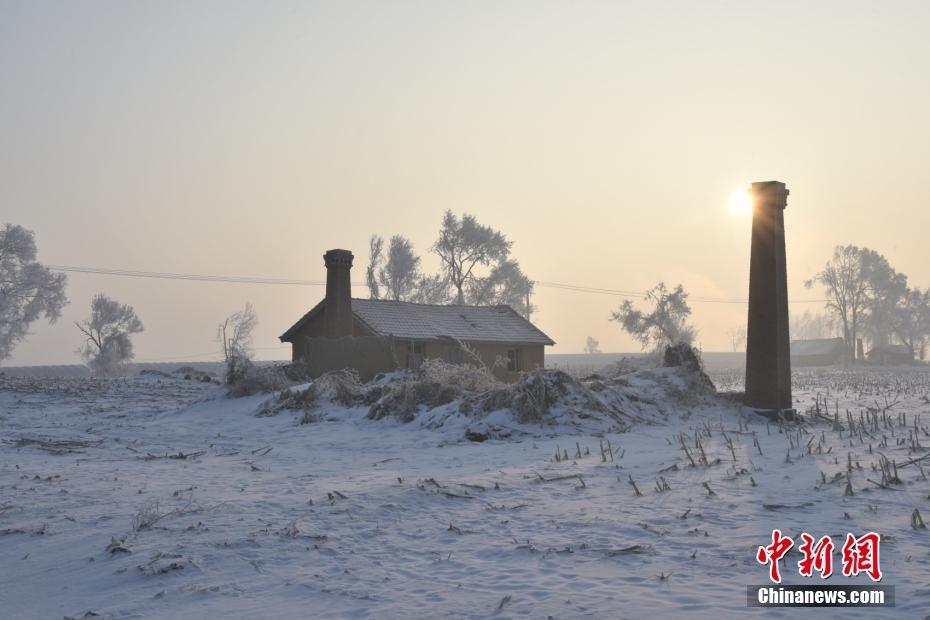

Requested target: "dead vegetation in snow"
[{"left": 254, "top": 345, "right": 720, "bottom": 441}]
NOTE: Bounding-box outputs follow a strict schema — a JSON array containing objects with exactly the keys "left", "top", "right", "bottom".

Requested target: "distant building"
[
  {"left": 866, "top": 343, "right": 914, "bottom": 366},
  {"left": 790, "top": 338, "right": 846, "bottom": 367},
  {"left": 280, "top": 249, "right": 554, "bottom": 382}
]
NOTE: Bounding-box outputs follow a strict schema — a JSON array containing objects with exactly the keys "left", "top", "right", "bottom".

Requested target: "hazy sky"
[{"left": 3, "top": 0, "right": 929, "bottom": 365}]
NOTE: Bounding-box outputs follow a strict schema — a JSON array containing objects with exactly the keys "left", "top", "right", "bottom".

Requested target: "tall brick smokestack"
[
  {"left": 323, "top": 249, "right": 354, "bottom": 338},
  {"left": 744, "top": 181, "right": 792, "bottom": 413}
]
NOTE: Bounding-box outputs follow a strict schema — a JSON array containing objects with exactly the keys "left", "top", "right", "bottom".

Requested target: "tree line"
[
  {"left": 807, "top": 245, "right": 930, "bottom": 360},
  {"left": 0, "top": 211, "right": 538, "bottom": 376},
  {"left": 365, "top": 211, "right": 535, "bottom": 319},
  {"left": 0, "top": 223, "right": 147, "bottom": 376},
  {"left": 4, "top": 220, "right": 928, "bottom": 372},
  {"left": 595, "top": 245, "right": 930, "bottom": 361}
]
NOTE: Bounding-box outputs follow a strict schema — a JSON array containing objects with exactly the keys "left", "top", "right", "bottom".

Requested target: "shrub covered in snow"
[
  {"left": 661, "top": 343, "right": 716, "bottom": 395},
  {"left": 314, "top": 369, "right": 365, "bottom": 405},
  {"left": 227, "top": 363, "right": 292, "bottom": 398},
  {"left": 366, "top": 359, "right": 501, "bottom": 422},
  {"left": 481, "top": 369, "right": 617, "bottom": 424},
  {"left": 257, "top": 369, "right": 364, "bottom": 419},
  {"left": 419, "top": 357, "right": 501, "bottom": 393},
  {"left": 254, "top": 348, "right": 722, "bottom": 441},
  {"left": 365, "top": 363, "right": 635, "bottom": 436}
]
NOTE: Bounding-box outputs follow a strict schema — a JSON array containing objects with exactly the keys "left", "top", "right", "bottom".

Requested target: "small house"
[
  {"left": 280, "top": 249, "right": 555, "bottom": 381},
  {"left": 866, "top": 343, "right": 914, "bottom": 366},
  {"left": 790, "top": 337, "right": 847, "bottom": 367}
]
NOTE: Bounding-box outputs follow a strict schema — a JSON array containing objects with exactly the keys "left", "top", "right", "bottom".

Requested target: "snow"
[{"left": 2, "top": 366, "right": 930, "bottom": 618}]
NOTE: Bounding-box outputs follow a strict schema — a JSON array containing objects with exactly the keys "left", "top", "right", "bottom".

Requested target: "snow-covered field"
[{"left": 2, "top": 365, "right": 930, "bottom": 619}]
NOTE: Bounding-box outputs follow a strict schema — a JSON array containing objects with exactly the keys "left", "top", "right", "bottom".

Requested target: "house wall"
[
  {"left": 288, "top": 307, "right": 371, "bottom": 361},
  {"left": 304, "top": 334, "right": 397, "bottom": 381},
  {"left": 410, "top": 340, "right": 544, "bottom": 382}
]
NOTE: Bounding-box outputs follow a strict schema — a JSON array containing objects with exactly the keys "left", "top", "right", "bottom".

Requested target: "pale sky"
[{"left": 2, "top": 0, "right": 929, "bottom": 365}]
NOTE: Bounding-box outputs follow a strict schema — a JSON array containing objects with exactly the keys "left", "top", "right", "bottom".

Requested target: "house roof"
[
  {"left": 790, "top": 338, "right": 846, "bottom": 357},
  {"left": 280, "top": 298, "right": 555, "bottom": 346}
]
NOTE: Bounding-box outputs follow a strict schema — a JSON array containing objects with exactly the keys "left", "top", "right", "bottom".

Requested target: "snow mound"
[
  {"left": 257, "top": 369, "right": 366, "bottom": 421},
  {"left": 257, "top": 349, "right": 721, "bottom": 441},
  {"left": 662, "top": 343, "right": 715, "bottom": 391},
  {"left": 483, "top": 369, "right": 622, "bottom": 422},
  {"left": 362, "top": 365, "right": 626, "bottom": 431}
]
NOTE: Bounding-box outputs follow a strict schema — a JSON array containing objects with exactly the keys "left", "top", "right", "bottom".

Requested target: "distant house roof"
[
  {"left": 867, "top": 344, "right": 913, "bottom": 357},
  {"left": 790, "top": 338, "right": 846, "bottom": 357},
  {"left": 280, "top": 299, "right": 555, "bottom": 346}
]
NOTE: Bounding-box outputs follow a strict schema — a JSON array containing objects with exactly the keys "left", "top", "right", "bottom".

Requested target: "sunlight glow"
[{"left": 729, "top": 190, "right": 751, "bottom": 215}]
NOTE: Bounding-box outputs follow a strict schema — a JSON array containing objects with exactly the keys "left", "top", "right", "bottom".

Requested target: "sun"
[{"left": 729, "top": 190, "right": 751, "bottom": 215}]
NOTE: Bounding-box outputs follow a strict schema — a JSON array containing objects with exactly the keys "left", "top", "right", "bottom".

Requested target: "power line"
[
  {"left": 50, "top": 264, "right": 828, "bottom": 304},
  {"left": 48, "top": 265, "right": 326, "bottom": 286},
  {"left": 536, "top": 280, "right": 827, "bottom": 304},
  {"left": 538, "top": 280, "right": 755, "bottom": 303}
]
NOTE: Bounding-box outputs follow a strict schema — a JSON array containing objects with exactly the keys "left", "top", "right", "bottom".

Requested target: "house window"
[{"left": 506, "top": 348, "right": 521, "bottom": 372}]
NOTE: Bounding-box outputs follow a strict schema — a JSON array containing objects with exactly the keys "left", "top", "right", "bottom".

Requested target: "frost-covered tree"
[
  {"left": 806, "top": 245, "right": 870, "bottom": 360},
  {"left": 859, "top": 249, "right": 908, "bottom": 347},
  {"left": 611, "top": 283, "right": 696, "bottom": 352},
  {"left": 76, "top": 294, "right": 144, "bottom": 376},
  {"left": 726, "top": 326, "right": 746, "bottom": 352},
  {"left": 807, "top": 246, "right": 911, "bottom": 358},
  {"left": 465, "top": 259, "right": 535, "bottom": 319},
  {"left": 893, "top": 288, "right": 930, "bottom": 360},
  {"left": 217, "top": 303, "right": 257, "bottom": 383},
  {"left": 0, "top": 224, "right": 68, "bottom": 363},
  {"left": 380, "top": 236, "right": 421, "bottom": 301},
  {"left": 584, "top": 336, "right": 601, "bottom": 354},
  {"left": 367, "top": 213, "right": 535, "bottom": 314},
  {"left": 410, "top": 273, "right": 452, "bottom": 305},
  {"left": 365, "top": 234, "right": 383, "bottom": 300},
  {"left": 366, "top": 234, "right": 423, "bottom": 302},
  {"left": 432, "top": 211, "right": 512, "bottom": 305},
  {"left": 218, "top": 303, "right": 257, "bottom": 361}
]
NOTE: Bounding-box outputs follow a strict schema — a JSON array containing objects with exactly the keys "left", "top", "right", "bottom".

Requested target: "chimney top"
[
  {"left": 324, "top": 249, "right": 354, "bottom": 268},
  {"left": 749, "top": 181, "right": 789, "bottom": 210},
  {"left": 322, "top": 248, "right": 354, "bottom": 338}
]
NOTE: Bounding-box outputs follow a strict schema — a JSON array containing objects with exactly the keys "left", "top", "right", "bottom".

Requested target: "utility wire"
[
  {"left": 49, "top": 264, "right": 828, "bottom": 304},
  {"left": 48, "top": 265, "right": 325, "bottom": 286},
  {"left": 533, "top": 280, "right": 819, "bottom": 303}
]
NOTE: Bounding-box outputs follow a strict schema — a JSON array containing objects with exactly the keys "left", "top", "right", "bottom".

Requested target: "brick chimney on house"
[{"left": 323, "top": 249, "right": 354, "bottom": 337}]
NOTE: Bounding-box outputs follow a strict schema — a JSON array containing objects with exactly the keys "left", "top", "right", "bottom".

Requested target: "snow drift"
[{"left": 255, "top": 345, "right": 718, "bottom": 441}]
